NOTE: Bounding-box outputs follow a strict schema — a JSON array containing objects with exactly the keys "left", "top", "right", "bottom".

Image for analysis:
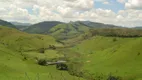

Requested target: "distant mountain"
[
  {"left": 77, "top": 21, "right": 120, "bottom": 28},
  {"left": 134, "top": 26, "right": 142, "bottom": 29},
  {"left": 11, "top": 22, "right": 31, "bottom": 30},
  {"left": 11, "top": 22, "right": 31, "bottom": 26},
  {"left": 24, "top": 21, "right": 63, "bottom": 34},
  {"left": 24, "top": 21, "right": 122, "bottom": 40},
  {"left": 0, "top": 19, "right": 16, "bottom": 28},
  {"left": 24, "top": 21, "right": 121, "bottom": 34}
]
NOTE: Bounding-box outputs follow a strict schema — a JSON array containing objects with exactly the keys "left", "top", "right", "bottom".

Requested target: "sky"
[{"left": 0, "top": 0, "right": 142, "bottom": 27}]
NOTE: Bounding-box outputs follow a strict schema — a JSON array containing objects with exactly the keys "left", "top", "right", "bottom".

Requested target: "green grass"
[
  {"left": 0, "top": 26, "right": 62, "bottom": 51},
  {"left": 1, "top": 25, "right": 142, "bottom": 80},
  {"left": 0, "top": 47, "right": 83, "bottom": 80},
  {"left": 72, "top": 36, "right": 142, "bottom": 80},
  {"left": 0, "top": 26, "right": 84, "bottom": 80},
  {"left": 23, "top": 50, "right": 64, "bottom": 61},
  {"left": 49, "top": 23, "right": 90, "bottom": 40}
]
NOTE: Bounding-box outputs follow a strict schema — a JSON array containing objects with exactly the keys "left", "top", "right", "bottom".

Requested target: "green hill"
[
  {"left": 49, "top": 22, "right": 90, "bottom": 40},
  {"left": 0, "top": 26, "right": 59, "bottom": 51},
  {"left": 71, "top": 36, "right": 142, "bottom": 80},
  {"left": 1, "top": 20, "right": 142, "bottom": 80},
  {"left": 0, "top": 26, "right": 83, "bottom": 80},
  {"left": 78, "top": 21, "right": 120, "bottom": 28},
  {"left": 90, "top": 28, "right": 142, "bottom": 37}
]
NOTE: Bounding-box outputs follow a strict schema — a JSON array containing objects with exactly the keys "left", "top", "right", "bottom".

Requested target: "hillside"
[
  {"left": 24, "top": 21, "right": 121, "bottom": 34},
  {"left": 0, "top": 26, "right": 60, "bottom": 51},
  {"left": 134, "top": 27, "right": 142, "bottom": 29},
  {"left": 1, "top": 21, "right": 142, "bottom": 80},
  {"left": 0, "top": 19, "right": 16, "bottom": 29},
  {"left": 49, "top": 22, "right": 90, "bottom": 40},
  {"left": 0, "top": 26, "right": 84, "bottom": 80},
  {"left": 24, "top": 21, "right": 63, "bottom": 34},
  {"left": 90, "top": 28, "right": 142, "bottom": 37},
  {"left": 71, "top": 36, "right": 142, "bottom": 80},
  {"left": 78, "top": 21, "right": 120, "bottom": 28}
]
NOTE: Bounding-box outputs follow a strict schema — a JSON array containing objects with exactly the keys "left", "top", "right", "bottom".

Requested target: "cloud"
[
  {"left": 0, "top": 0, "right": 142, "bottom": 27},
  {"left": 125, "top": 0, "right": 142, "bottom": 9},
  {"left": 63, "top": 0, "right": 94, "bottom": 11}
]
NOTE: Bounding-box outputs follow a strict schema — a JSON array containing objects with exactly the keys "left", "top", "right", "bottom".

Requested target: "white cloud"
[
  {"left": 125, "top": 0, "right": 142, "bottom": 9},
  {"left": 63, "top": 0, "right": 94, "bottom": 11},
  {"left": 0, "top": 0, "right": 142, "bottom": 27}
]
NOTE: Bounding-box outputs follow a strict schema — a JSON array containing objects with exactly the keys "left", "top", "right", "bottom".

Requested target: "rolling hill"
[
  {"left": 1, "top": 20, "right": 142, "bottom": 80},
  {"left": 49, "top": 22, "right": 90, "bottom": 40},
  {"left": 71, "top": 36, "right": 142, "bottom": 80},
  {"left": 134, "top": 26, "right": 142, "bottom": 29},
  {"left": 0, "top": 26, "right": 84, "bottom": 80},
  {"left": 77, "top": 21, "right": 120, "bottom": 28},
  {"left": 24, "top": 21, "right": 121, "bottom": 34}
]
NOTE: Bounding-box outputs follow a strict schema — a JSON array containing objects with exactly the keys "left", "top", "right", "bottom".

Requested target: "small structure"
[{"left": 46, "top": 60, "right": 66, "bottom": 65}]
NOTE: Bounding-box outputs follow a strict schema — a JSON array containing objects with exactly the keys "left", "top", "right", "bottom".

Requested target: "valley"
[{"left": 0, "top": 19, "right": 142, "bottom": 80}]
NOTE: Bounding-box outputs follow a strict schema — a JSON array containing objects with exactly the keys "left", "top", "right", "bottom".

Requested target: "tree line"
[{"left": 90, "top": 28, "right": 142, "bottom": 37}]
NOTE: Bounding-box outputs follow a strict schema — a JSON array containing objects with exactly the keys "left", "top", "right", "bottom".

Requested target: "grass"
[
  {"left": 23, "top": 50, "right": 64, "bottom": 61},
  {"left": 72, "top": 36, "right": 142, "bottom": 80},
  {"left": 49, "top": 23, "right": 90, "bottom": 40},
  {"left": 0, "top": 48, "right": 82, "bottom": 80},
  {"left": 0, "top": 26, "right": 62, "bottom": 51},
  {"left": 1, "top": 25, "right": 142, "bottom": 80},
  {"left": 0, "top": 26, "right": 84, "bottom": 80}
]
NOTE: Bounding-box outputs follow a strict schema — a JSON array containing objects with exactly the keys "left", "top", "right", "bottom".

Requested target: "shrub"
[
  {"left": 37, "top": 59, "right": 47, "bottom": 65},
  {"left": 56, "top": 63, "right": 68, "bottom": 70},
  {"left": 113, "top": 38, "right": 117, "bottom": 42},
  {"left": 22, "top": 56, "right": 27, "bottom": 61},
  {"left": 107, "top": 75, "right": 122, "bottom": 80},
  {"left": 137, "top": 52, "right": 140, "bottom": 56},
  {"left": 39, "top": 48, "right": 45, "bottom": 53}
]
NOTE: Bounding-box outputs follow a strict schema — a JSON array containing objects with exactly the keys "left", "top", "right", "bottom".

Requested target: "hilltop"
[
  {"left": 76, "top": 21, "right": 120, "bottom": 28},
  {"left": 24, "top": 21, "right": 120, "bottom": 34},
  {"left": 24, "top": 21, "right": 63, "bottom": 34}
]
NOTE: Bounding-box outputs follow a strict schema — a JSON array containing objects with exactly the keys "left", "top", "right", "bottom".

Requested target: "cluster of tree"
[
  {"left": 56, "top": 63, "right": 68, "bottom": 70},
  {"left": 90, "top": 28, "right": 142, "bottom": 37}
]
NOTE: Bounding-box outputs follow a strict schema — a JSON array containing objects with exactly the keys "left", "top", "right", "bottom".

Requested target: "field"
[
  {"left": 0, "top": 26, "right": 84, "bottom": 80},
  {"left": 0, "top": 25, "right": 142, "bottom": 80},
  {"left": 72, "top": 36, "right": 142, "bottom": 80}
]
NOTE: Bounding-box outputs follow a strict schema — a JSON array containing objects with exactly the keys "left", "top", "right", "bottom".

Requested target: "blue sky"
[{"left": 94, "top": 0, "right": 125, "bottom": 13}]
